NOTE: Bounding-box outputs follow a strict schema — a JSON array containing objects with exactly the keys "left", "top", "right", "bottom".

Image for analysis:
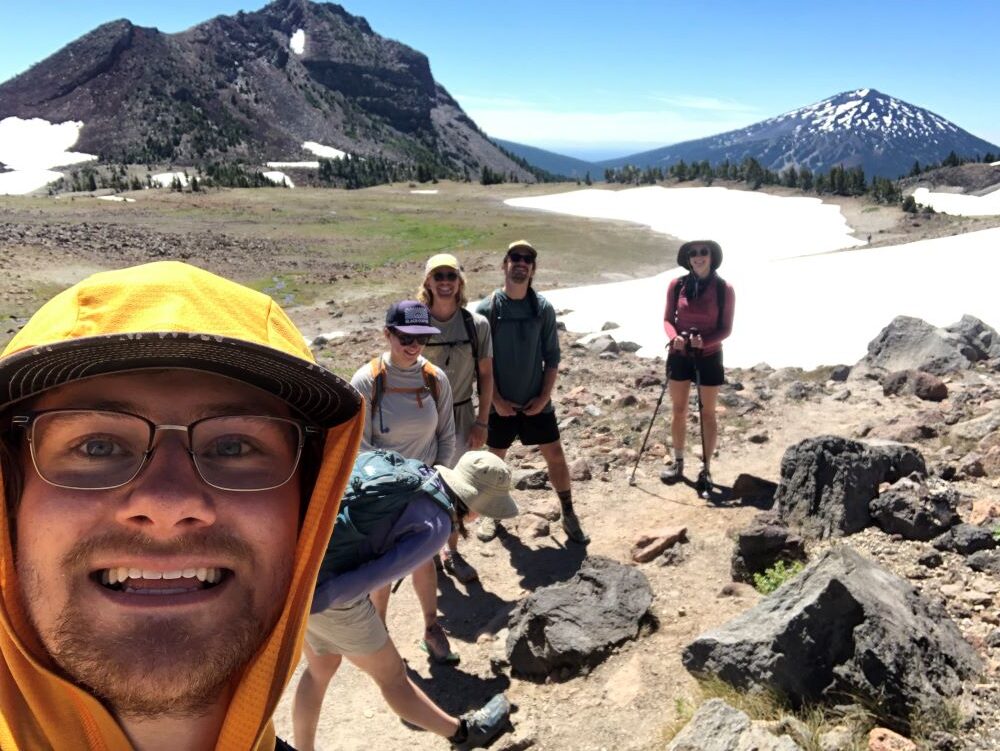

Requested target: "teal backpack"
[{"left": 318, "top": 450, "right": 454, "bottom": 580}]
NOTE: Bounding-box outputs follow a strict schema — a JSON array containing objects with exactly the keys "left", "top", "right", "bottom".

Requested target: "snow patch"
[
  {"left": 911, "top": 187, "right": 1000, "bottom": 217},
  {"left": 151, "top": 172, "right": 189, "bottom": 188},
  {"left": 0, "top": 117, "right": 98, "bottom": 194},
  {"left": 290, "top": 29, "right": 305, "bottom": 55},
  {"left": 266, "top": 161, "right": 321, "bottom": 169},
  {"left": 303, "top": 141, "right": 348, "bottom": 160},
  {"left": 0, "top": 170, "right": 64, "bottom": 195},
  {"left": 410, "top": 189, "right": 439, "bottom": 194},
  {"left": 98, "top": 195, "right": 136, "bottom": 202},
  {"left": 262, "top": 171, "right": 294, "bottom": 188}
]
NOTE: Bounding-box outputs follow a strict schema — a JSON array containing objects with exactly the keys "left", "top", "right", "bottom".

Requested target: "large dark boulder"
[
  {"left": 731, "top": 515, "right": 807, "bottom": 583},
  {"left": 861, "top": 316, "right": 973, "bottom": 375},
  {"left": 682, "top": 547, "right": 982, "bottom": 732},
  {"left": 869, "top": 477, "right": 960, "bottom": 541},
  {"left": 505, "top": 557, "right": 652, "bottom": 680},
  {"left": 774, "top": 436, "right": 925, "bottom": 539}
]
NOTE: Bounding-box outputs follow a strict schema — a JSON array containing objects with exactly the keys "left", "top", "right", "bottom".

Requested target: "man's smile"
[{"left": 97, "top": 566, "right": 226, "bottom": 592}]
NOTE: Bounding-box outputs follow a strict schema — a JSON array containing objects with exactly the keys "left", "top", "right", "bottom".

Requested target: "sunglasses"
[
  {"left": 688, "top": 248, "right": 711, "bottom": 258},
  {"left": 507, "top": 252, "right": 535, "bottom": 264},
  {"left": 392, "top": 331, "right": 431, "bottom": 346},
  {"left": 432, "top": 271, "right": 459, "bottom": 282}
]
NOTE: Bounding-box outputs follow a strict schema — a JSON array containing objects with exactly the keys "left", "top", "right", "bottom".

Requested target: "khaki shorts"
[{"left": 305, "top": 595, "right": 389, "bottom": 656}]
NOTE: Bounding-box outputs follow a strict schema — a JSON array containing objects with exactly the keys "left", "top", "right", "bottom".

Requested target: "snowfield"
[{"left": 508, "top": 187, "right": 1000, "bottom": 369}]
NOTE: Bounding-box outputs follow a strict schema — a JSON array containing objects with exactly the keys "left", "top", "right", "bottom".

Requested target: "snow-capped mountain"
[{"left": 602, "top": 89, "right": 1000, "bottom": 179}]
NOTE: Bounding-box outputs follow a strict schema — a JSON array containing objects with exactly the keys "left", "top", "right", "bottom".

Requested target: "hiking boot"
[
  {"left": 452, "top": 693, "right": 512, "bottom": 749},
  {"left": 696, "top": 467, "right": 713, "bottom": 495},
  {"left": 659, "top": 459, "right": 684, "bottom": 484},
  {"left": 421, "top": 622, "right": 457, "bottom": 664},
  {"left": 443, "top": 550, "right": 479, "bottom": 584},
  {"left": 476, "top": 517, "right": 499, "bottom": 542},
  {"left": 561, "top": 510, "right": 590, "bottom": 545}
]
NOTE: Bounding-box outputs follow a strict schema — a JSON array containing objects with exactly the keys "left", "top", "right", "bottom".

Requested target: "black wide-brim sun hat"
[
  {"left": 677, "top": 240, "right": 723, "bottom": 271},
  {"left": 0, "top": 261, "right": 362, "bottom": 428}
]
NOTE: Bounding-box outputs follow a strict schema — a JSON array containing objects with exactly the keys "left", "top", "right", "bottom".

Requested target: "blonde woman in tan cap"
[{"left": 418, "top": 253, "right": 495, "bottom": 583}]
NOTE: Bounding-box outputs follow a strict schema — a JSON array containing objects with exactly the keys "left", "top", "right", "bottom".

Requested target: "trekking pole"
[
  {"left": 628, "top": 354, "right": 670, "bottom": 487},
  {"left": 688, "top": 328, "right": 711, "bottom": 500}
]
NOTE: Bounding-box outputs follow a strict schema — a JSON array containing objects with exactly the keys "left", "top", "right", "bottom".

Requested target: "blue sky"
[{"left": 2, "top": 1, "right": 997, "bottom": 160}]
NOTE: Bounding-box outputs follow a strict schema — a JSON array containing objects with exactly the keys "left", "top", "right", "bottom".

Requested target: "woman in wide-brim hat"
[{"left": 660, "top": 240, "right": 736, "bottom": 493}]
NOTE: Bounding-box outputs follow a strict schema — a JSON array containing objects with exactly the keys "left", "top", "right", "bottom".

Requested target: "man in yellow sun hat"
[{"left": 0, "top": 261, "right": 363, "bottom": 750}]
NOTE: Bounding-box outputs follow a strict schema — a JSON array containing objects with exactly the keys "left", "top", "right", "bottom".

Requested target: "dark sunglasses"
[
  {"left": 392, "top": 331, "right": 431, "bottom": 346},
  {"left": 507, "top": 252, "right": 535, "bottom": 264},
  {"left": 433, "top": 271, "right": 459, "bottom": 282},
  {"left": 688, "top": 248, "right": 711, "bottom": 258}
]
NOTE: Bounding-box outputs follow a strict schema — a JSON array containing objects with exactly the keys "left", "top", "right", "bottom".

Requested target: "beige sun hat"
[{"left": 435, "top": 451, "right": 518, "bottom": 519}]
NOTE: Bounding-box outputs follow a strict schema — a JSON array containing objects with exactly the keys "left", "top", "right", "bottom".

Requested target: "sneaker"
[
  {"left": 453, "top": 693, "right": 512, "bottom": 749},
  {"left": 476, "top": 517, "right": 499, "bottom": 542},
  {"left": 659, "top": 459, "right": 684, "bottom": 484},
  {"left": 696, "top": 467, "right": 713, "bottom": 495},
  {"left": 561, "top": 510, "right": 590, "bottom": 545},
  {"left": 421, "top": 622, "right": 457, "bottom": 664},
  {"left": 443, "top": 550, "right": 479, "bottom": 584}
]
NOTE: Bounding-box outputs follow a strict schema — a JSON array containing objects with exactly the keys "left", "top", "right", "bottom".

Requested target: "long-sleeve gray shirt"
[{"left": 350, "top": 353, "right": 456, "bottom": 466}]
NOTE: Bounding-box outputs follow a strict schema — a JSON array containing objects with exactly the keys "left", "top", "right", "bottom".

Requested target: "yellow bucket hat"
[{"left": 0, "top": 261, "right": 361, "bottom": 427}]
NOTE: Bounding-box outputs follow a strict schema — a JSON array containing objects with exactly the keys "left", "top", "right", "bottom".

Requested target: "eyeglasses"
[
  {"left": 13, "top": 410, "right": 318, "bottom": 492},
  {"left": 688, "top": 248, "right": 711, "bottom": 258},
  {"left": 432, "top": 271, "right": 459, "bottom": 282},
  {"left": 392, "top": 331, "right": 431, "bottom": 346},
  {"left": 507, "top": 252, "right": 535, "bottom": 264}
]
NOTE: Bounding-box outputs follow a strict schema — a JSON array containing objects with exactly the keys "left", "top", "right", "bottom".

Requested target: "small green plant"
[
  {"left": 992, "top": 525, "right": 1000, "bottom": 543},
  {"left": 753, "top": 560, "right": 805, "bottom": 594}
]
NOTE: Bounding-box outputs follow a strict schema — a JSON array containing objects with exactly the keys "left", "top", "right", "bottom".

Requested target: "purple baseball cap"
[{"left": 384, "top": 300, "right": 441, "bottom": 335}]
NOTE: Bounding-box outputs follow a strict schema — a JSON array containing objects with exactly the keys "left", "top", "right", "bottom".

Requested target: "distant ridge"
[
  {"left": 0, "top": 0, "right": 531, "bottom": 179},
  {"left": 493, "top": 139, "right": 599, "bottom": 181},
  {"left": 599, "top": 89, "right": 1000, "bottom": 179}
]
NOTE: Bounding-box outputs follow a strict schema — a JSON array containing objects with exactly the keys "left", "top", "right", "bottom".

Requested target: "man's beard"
[
  {"left": 20, "top": 530, "right": 290, "bottom": 719},
  {"left": 50, "top": 602, "right": 267, "bottom": 718},
  {"left": 509, "top": 267, "right": 531, "bottom": 284}
]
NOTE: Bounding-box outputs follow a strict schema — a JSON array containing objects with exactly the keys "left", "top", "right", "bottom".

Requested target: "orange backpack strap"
[{"left": 420, "top": 361, "right": 441, "bottom": 405}]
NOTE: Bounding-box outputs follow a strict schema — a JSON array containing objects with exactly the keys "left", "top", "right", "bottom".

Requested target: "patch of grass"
[
  {"left": 753, "top": 560, "right": 805, "bottom": 594},
  {"left": 992, "top": 525, "right": 1000, "bottom": 543},
  {"left": 908, "top": 699, "right": 964, "bottom": 741},
  {"left": 249, "top": 274, "right": 313, "bottom": 307},
  {"left": 662, "top": 678, "right": 875, "bottom": 751}
]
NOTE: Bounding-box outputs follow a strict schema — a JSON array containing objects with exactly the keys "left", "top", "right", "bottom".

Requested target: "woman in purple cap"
[{"left": 350, "top": 300, "right": 457, "bottom": 661}]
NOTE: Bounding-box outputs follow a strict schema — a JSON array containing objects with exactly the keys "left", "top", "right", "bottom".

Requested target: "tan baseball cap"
[{"left": 424, "top": 253, "right": 462, "bottom": 276}]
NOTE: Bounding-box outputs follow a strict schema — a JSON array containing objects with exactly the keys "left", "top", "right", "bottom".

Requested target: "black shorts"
[
  {"left": 667, "top": 350, "right": 725, "bottom": 387},
  {"left": 487, "top": 410, "right": 561, "bottom": 449}
]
